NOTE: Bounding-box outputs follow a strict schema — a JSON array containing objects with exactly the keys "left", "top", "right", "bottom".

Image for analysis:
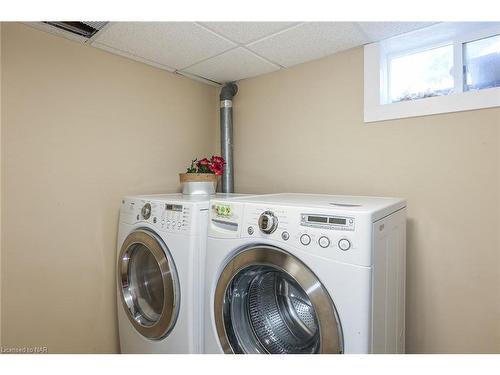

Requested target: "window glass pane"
[
  {"left": 388, "top": 45, "right": 454, "bottom": 103},
  {"left": 464, "top": 34, "right": 500, "bottom": 91}
]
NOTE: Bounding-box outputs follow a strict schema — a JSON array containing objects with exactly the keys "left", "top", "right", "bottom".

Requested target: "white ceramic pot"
[{"left": 179, "top": 173, "right": 218, "bottom": 195}]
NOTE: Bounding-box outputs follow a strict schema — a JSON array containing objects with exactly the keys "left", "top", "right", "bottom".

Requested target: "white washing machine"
[
  {"left": 116, "top": 193, "right": 247, "bottom": 354},
  {"left": 204, "top": 193, "right": 407, "bottom": 354}
]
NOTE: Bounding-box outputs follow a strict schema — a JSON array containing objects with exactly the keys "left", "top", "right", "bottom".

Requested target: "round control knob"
[
  {"left": 300, "top": 234, "right": 311, "bottom": 246},
  {"left": 141, "top": 203, "right": 151, "bottom": 220},
  {"left": 258, "top": 211, "right": 278, "bottom": 234},
  {"left": 318, "top": 236, "right": 330, "bottom": 248},
  {"left": 338, "top": 238, "right": 351, "bottom": 251},
  {"left": 281, "top": 231, "right": 290, "bottom": 241}
]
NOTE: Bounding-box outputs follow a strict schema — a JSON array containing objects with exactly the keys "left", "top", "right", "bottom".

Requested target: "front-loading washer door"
[
  {"left": 118, "top": 229, "right": 180, "bottom": 340},
  {"left": 214, "top": 246, "right": 343, "bottom": 354}
]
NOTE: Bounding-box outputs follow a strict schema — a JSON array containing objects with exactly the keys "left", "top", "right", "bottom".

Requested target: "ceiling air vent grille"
[{"left": 43, "top": 21, "right": 108, "bottom": 39}]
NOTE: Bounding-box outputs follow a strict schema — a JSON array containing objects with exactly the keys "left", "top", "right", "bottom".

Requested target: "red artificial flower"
[
  {"left": 211, "top": 155, "right": 225, "bottom": 165},
  {"left": 197, "top": 158, "right": 210, "bottom": 167},
  {"left": 210, "top": 156, "right": 225, "bottom": 175},
  {"left": 187, "top": 155, "right": 225, "bottom": 175},
  {"left": 209, "top": 163, "right": 223, "bottom": 176}
]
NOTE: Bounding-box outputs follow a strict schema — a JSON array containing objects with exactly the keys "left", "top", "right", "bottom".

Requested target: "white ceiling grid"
[{"left": 86, "top": 22, "right": 438, "bottom": 84}]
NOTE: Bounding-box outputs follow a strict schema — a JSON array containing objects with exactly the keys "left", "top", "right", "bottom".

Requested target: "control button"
[
  {"left": 258, "top": 211, "right": 278, "bottom": 234},
  {"left": 281, "top": 231, "right": 290, "bottom": 241},
  {"left": 153, "top": 217, "right": 157, "bottom": 223},
  {"left": 338, "top": 239, "right": 351, "bottom": 251},
  {"left": 141, "top": 203, "right": 152, "bottom": 220},
  {"left": 300, "top": 234, "right": 311, "bottom": 246},
  {"left": 318, "top": 236, "right": 330, "bottom": 248},
  {"left": 136, "top": 214, "right": 140, "bottom": 220},
  {"left": 247, "top": 226, "right": 254, "bottom": 235}
]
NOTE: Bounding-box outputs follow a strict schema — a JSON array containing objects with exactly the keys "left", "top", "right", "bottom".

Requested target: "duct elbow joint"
[{"left": 219, "top": 82, "right": 238, "bottom": 101}]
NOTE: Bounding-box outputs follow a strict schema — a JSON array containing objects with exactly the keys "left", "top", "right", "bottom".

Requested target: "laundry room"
[{"left": 0, "top": 0, "right": 499, "bottom": 373}]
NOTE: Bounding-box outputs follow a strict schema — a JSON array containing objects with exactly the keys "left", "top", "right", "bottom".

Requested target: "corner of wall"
[
  {"left": 214, "top": 85, "right": 220, "bottom": 155},
  {"left": 0, "top": 21, "right": 3, "bottom": 349}
]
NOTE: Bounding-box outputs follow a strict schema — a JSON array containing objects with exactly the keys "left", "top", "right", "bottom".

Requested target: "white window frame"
[{"left": 364, "top": 22, "right": 500, "bottom": 123}]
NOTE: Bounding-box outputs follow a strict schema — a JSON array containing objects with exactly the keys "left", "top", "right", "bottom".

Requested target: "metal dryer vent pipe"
[{"left": 220, "top": 83, "right": 238, "bottom": 193}]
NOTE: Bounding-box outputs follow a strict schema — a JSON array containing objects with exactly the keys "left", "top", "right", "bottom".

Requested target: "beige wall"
[
  {"left": 1, "top": 23, "right": 216, "bottom": 353},
  {"left": 230, "top": 47, "right": 500, "bottom": 353}
]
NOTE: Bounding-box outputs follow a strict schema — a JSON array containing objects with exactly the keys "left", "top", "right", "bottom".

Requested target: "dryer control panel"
[
  {"left": 163, "top": 203, "right": 190, "bottom": 232},
  {"left": 121, "top": 199, "right": 191, "bottom": 234}
]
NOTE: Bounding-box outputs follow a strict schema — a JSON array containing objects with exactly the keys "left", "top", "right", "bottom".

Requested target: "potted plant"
[{"left": 179, "top": 155, "right": 225, "bottom": 195}]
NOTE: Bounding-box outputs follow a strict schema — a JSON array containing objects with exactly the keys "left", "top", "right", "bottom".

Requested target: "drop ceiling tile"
[
  {"left": 182, "top": 47, "right": 280, "bottom": 83},
  {"left": 247, "top": 22, "right": 369, "bottom": 68},
  {"left": 92, "top": 41, "right": 175, "bottom": 72},
  {"left": 357, "top": 22, "right": 438, "bottom": 42},
  {"left": 198, "top": 22, "right": 299, "bottom": 44},
  {"left": 92, "top": 22, "right": 236, "bottom": 70}
]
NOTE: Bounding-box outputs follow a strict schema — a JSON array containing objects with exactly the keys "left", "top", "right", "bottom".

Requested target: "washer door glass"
[
  {"left": 215, "top": 246, "right": 342, "bottom": 354},
  {"left": 118, "top": 229, "right": 180, "bottom": 340}
]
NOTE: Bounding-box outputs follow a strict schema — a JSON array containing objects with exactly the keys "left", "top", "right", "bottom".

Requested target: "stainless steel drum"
[{"left": 214, "top": 246, "right": 343, "bottom": 354}]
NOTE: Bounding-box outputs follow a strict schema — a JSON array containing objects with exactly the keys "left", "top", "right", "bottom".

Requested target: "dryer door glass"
[
  {"left": 214, "top": 246, "right": 343, "bottom": 354},
  {"left": 118, "top": 229, "right": 180, "bottom": 340},
  {"left": 128, "top": 244, "right": 164, "bottom": 323}
]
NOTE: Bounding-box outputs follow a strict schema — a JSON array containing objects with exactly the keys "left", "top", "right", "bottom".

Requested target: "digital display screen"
[
  {"left": 166, "top": 204, "right": 183, "bottom": 212},
  {"left": 308, "top": 216, "right": 328, "bottom": 223},
  {"left": 329, "top": 217, "right": 346, "bottom": 225},
  {"left": 215, "top": 204, "right": 232, "bottom": 217}
]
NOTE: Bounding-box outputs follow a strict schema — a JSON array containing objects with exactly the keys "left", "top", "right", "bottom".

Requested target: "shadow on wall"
[
  {"left": 405, "top": 218, "right": 417, "bottom": 352},
  {"left": 113, "top": 207, "right": 121, "bottom": 353},
  {"left": 405, "top": 217, "right": 431, "bottom": 353}
]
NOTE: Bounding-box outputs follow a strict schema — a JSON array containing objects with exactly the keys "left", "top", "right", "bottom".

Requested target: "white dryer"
[
  {"left": 204, "top": 193, "right": 407, "bottom": 354},
  {"left": 116, "top": 193, "right": 246, "bottom": 354}
]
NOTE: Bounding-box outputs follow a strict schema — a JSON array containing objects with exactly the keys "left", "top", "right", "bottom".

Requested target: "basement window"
[
  {"left": 364, "top": 22, "right": 500, "bottom": 122},
  {"left": 388, "top": 45, "right": 454, "bottom": 102},
  {"left": 463, "top": 34, "right": 500, "bottom": 91}
]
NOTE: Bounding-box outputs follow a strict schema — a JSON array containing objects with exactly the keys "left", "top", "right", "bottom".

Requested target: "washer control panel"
[
  {"left": 243, "top": 204, "right": 356, "bottom": 255},
  {"left": 235, "top": 202, "right": 376, "bottom": 266}
]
